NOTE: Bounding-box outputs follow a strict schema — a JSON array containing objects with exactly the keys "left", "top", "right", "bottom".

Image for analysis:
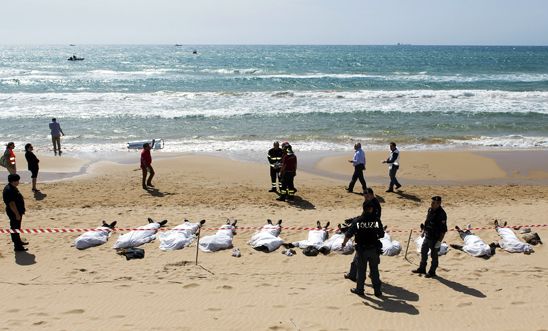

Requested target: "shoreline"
[{"left": 15, "top": 149, "right": 548, "bottom": 186}]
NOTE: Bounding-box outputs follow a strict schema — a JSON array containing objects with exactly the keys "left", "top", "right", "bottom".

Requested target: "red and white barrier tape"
[{"left": 1, "top": 224, "right": 547, "bottom": 235}]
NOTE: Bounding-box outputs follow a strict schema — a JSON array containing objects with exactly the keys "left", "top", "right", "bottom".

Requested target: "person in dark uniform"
[
  {"left": 25, "top": 143, "right": 40, "bottom": 192},
  {"left": 341, "top": 205, "right": 384, "bottom": 297},
  {"left": 276, "top": 143, "right": 297, "bottom": 202},
  {"left": 344, "top": 187, "right": 382, "bottom": 286},
  {"left": 267, "top": 141, "right": 283, "bottom": 192},
  {"left": 412, "top": 196, "right": 448, "bottom": 278},
  {"left": 3, "top": 174, "right": 28, "bottom": 251}
]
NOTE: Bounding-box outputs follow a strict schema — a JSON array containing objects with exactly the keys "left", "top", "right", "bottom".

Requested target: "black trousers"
[
  {"left": 348, "top": 164, "right": 366, "bottom": 192},
  {"left": 389, "top": 165, "right": 400, "bottom": 189},
  {"left": 7, "top": 213, "right": 24, "bottom": 249},
  {"left": 280, "top": 172, "right": 296, "bottom": 198},
  {"left": 269, "top": 167, "right": 281, "bottom": 188},
  {"left": 350, "top": 247, "right": 381, "bottom": 292},
  {"left": 419, "top": 237, "right": 439, "bottom": 274}
]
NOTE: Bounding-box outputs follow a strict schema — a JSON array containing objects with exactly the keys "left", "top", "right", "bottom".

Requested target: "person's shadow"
[
  {"left": 33, "top": 190, "right": 47, "bottom": 201},
  {"left": 362, "top": 282, "right": 420, "bottom": 315},
  {"left": 15, "top": 251, "right": 36, "bottom": 265},
  {"left": 433, "top": 276, "right": 486, "bottom": 298},
  {"left": 287, "top": 196, "right": 315, "bottom": 210},
  {"left": 144, "top": 187, "right": 174, "bottom": 198},
  {"left": 394, "top": 190, "right": 422, "bottom": 203}
]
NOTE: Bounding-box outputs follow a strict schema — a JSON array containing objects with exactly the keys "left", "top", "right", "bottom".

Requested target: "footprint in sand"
[
  {"left": 63, "top": 309, "right": 85, "bottom": 314},
  {"left": 272, "top": 305, "right": 285, "bottom": 309},
  {"left": 217, "top": 285, "right": 233, "bottom": 290},
  {"left": 457, "top": 302, "right": 472, "bottom": 307},
  {"left": 183, "top": 283, "right": 199, "bottom": 289},
  {"left": 206, "top": 307, "right": 222, "bottom": 311},
  {"left": 511, "top": 301, "right": 525, "bottom": 305},
  {"left": 6, "top": 309, "right": 19, "bottom": 313},
  {"left": 32, "top": 321, "right": 46, "bottom": 326},
  {"left": 268, "top": 325, "right": 290, "bottom": 331}
]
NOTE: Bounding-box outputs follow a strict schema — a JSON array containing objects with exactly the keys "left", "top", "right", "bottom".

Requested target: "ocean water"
[{"left": 1, "top": 45, "right": 547, "bottom": 154}]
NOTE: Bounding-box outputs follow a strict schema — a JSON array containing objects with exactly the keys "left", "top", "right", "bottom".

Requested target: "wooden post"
[
  {"left": 404, "top": 229, "right": 413, "bottom": 262},
  {"left": 195, "top": 227, "right": 201, "bottom": 266}
]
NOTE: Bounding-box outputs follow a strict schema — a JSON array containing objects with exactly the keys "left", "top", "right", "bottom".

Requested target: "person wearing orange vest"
[{"left": 2, "top": 142, "right": 17, "bottom": 175}]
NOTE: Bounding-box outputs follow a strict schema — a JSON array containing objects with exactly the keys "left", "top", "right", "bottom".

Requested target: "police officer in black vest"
[
  {"left": 413, "top": 196, "right": 447, "bottom": 278},
  {"left": 341, "top": 204, "right": 384, "bottom": 297}
]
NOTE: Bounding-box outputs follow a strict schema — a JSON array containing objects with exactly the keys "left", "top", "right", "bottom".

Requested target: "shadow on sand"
[
  {"left": 362, "top": 282, "right": 420, "bottom": 315},
  {"left": 434, "top": 276, "right": 486, "bottom": 298},
  {"left": 33, "top": 190, "right": 47, "bottom": 201},
  {"left": 15, "top": 251, "right": 36, "bottom": 266}
]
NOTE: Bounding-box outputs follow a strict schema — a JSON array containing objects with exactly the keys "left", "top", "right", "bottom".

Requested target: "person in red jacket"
[
  {"left": 140, "top": 143, "right": 155, "bottom": 189},
  {"left": 277, "top": 142, "right": 297, "bottom": 201},
  {"left": 2, "top": 142, "right": 17, "bottom": 175}
]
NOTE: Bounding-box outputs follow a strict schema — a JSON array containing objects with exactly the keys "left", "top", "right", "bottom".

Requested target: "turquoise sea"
[{"left": 1, "top": 45, "right": 547, "bottom": 154}]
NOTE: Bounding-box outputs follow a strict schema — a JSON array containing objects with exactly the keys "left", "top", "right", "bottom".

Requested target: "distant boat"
[
  {"left": 192, "top": 50, "right": 198, "bottom": 54},
  {"left": 68, "top": 55, "right": 84, "bottom": 61},
  {"left": 175, "top": 44, "right": 183, "bottom": 47},
  {"left": 69, "top": 44, "right": 76, "bottom": 46}
]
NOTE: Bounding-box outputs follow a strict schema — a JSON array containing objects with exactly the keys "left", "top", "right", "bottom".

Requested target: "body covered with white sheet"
[
  {"left": 113, "top": 218, "right": 168, "bottom": 249},
  {"left": 415, "top": 236, "right": 448, "bottom": 256},
  {"left": 248, "top": 219, "right": 284, "bottom": 252},
  {"left": 199, "top": 220, "right": 237, "bottom": 252},
  {"left": 159, "top": 220, "right": 205, "bottom": 251},
  {"left": 292, "top": 221, "right": 330, "bottom": 250},
  {"left": 495, "top": 221, "right": 533, "bottom": 254},
  {"left": 74, "top": 221, "right": 117, "bottom": 250},
  {"left": 380, "top": 227, "right": 402, "bottom": 256}
]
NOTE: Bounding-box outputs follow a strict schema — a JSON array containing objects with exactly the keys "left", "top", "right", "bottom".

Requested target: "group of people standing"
[
  {"left": 267, "top": 141, "right": 297, "bottom": 202},
  {"left": 2, "top": 118, "right": 66, "bottom": 252}
]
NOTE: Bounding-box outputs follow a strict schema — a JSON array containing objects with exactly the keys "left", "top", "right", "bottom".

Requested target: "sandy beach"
[{"left": 1, "top": 150, "right": 547, "bottom": 331}]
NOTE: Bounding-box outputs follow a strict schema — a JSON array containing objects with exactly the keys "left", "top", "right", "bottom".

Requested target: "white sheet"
[
  {"left": 74, "top": 226, "right": 113, "bottom": 250},
  {"left": 113, "top": 223, "right": 162, "bottom": 249},
  {"left": 248, "top": 224, "right": 284, "bottom": 252},
  {"left": 159, "top": 221, "right": 201, "bottom": 251},
  {"left": 380, "top": 232, "right": 402, "bottom": 256},
  {"left": 199, "top": 224, "right": 235, "bottom": 252},
  {"left": 497, "top": 227, "right": 533, "bottom": 253}
]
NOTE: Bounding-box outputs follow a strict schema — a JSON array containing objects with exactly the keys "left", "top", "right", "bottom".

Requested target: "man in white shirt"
[{"left": 346, "top": 143, "right": 367, "bottom": 193}]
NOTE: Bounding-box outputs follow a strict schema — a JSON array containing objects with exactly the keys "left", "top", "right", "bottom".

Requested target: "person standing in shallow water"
[
  {"left": 24, "top": 143, "right": 40, "bottom": 192},
  {"left": 140, "top": 143, "right": 155, "bottom": 189},
  {"left": 49, "top": 118, "right": 65, "bottom": 156},
  {"left": 382, "top": 142, "right": 401, "bottom": 193}
]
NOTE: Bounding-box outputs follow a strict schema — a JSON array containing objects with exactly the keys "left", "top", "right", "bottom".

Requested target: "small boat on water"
[
  {"left": 175, "top": 44, "right": 183, "bottom": 47},
  {"left": 127, "top": 138, "right": 164, "bottom": 150},
  {"left": 68, "top": 55, "right": 84, "bottom": 61}
]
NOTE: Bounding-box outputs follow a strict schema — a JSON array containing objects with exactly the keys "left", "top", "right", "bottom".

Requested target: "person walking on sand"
[
  {"left": 1, "top": 142, "right": 17, "bottom": 175},
  {"left": 49, "top": 118, "right": 65, "bottom": 156},
  {"left": 3, "top": 174, "right": 29, "bottom": 251},
  {"left": 412, "top": 196, "right": 447, "bottom": 278},
  {"left": 382, "top": 142, "right": 401, "bottom": 192},
  {"left": 346, "top": 143, "right": 366, "bottom": 193},
  {"left": 267, "top": 141, "right": 283, "bottom": 192},
  {"left": 276, "top": 142, "right": 297, "bottom": 201},
  {"left": 25, "top": 143, "right": 40, "bottom": 192},
  {"left": 140, "top": 142, "right": 155, "bottom": 189}
]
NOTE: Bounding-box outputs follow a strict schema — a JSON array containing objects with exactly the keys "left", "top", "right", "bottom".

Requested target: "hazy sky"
[{"left": 1, "top": 0, "right": 547, "bottom": 45}]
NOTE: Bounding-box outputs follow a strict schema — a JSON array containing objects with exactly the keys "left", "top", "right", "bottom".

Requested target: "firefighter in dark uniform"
[
  {"left": 276, "top": 143, "right": 297, "bottom": 201},
  {"left": 341, "top": 204, "right": 384, "bottom": 297},
  {"left": 412, "top": 196, "right": 447, "bottom": 278},
  {"left": 267, "top": 141, "right": 283, "bottom": 192}
]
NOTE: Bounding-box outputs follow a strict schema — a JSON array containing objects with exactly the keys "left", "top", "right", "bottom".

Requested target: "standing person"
[
  {"left": 49, "top": 118, "right": 65, "bottom": 156},
  {"left": 341, "top": 205, "right": 384, "bottom": 297},
  {"left": 140, "top": 143, "right": 155, "bottom": 189},
  {"left": 276, "top": 143, "right": 297, "bottom": 202},
  {"left": 1, "top": 142, "right": 17, "bottom": 174},
  {"left": 382, "top": 142, "right": 401, "bottom": 192},
  {"left": 24, "top": 143, "right": 40, "bottom": 192},
  {"left": 3, "top": 174, "right": 28, "bottom": 251},
  {"left": 267, "top": 141, "right": 283, "bottom": 192},
  {"left": 345, "top": 187, "right": 382, "bottom": 283},
  {"left": 412, "top": 196, "right": 448, "bottom": 278},
  {"left": 346, "top": 143, "right": 366, "bottom": 193}
]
